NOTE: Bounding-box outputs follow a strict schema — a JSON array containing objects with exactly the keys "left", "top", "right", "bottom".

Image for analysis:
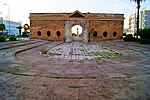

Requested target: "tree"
[
  {"left": 22, "top": 24, "right": 29, "bottom": 37},
  {"left": 130, "top": 0, "right": 146, "bottom": 40},
  {"left": 23, "top": 24, "right": 29, "bottom": 32},
  {"left": 0, "top": 23, "right": 5, "bottom": 32},
  {"left": 16, "top": 26, "right": 22, "bottom": 36}
]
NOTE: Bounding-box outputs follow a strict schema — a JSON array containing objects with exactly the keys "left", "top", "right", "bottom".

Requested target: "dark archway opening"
[
  {"left": 113, "top": 32, "right": 117, "bottom": 37},
  {"left": 56, "top": 31, "right": 61, "bottom": 37},
  {"left": 93, "top": 31, "right": 98, "bottom": 37},
  {"left": 103, "top": 31, "right": 107, "bottom": 37},
  {"left": 47, "top": 31, "right": 51, "bottom": 37},
  {"left": 37, "top": 31, "right": 41, "bottom": 36}
]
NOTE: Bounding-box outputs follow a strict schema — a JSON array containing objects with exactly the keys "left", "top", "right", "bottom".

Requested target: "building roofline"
[
  {"left": 129, "top": 14, "right": 135, "bottom": 17},
  {"left": 141, "top": 10, "right": 150, "bottom": 12},
  {"left": 30, "top": 10, "right": 124, "bottom": 15}
]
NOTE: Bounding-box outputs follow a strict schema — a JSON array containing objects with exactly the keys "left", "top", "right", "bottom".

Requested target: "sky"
[{"left": 0, "top": 0, "right": 150, "bottom": 28}]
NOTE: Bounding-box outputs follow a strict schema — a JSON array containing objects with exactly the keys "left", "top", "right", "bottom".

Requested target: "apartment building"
[
  {"left": 0, "top": 17, "right": 22, "bottom": 36},
  {"left": 129, "top": 10, "right": 150, "bottom": 36},
  {"left": 140, "top": 10, "right": 150, "bottom": 29}
]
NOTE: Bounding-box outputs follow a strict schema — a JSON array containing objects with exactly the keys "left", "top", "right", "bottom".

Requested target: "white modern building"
[
  {"left": 129, "top": 14, "right": 136, "bottom": 35},
  {"left": 0, "top": 17, "right": 22, "bottom": 36},
  {"left": 140, "top": 10, "right": 150, "bottom": 29},
  {"left": 129, "top": 10, "right": 150, "bottom": 36}
]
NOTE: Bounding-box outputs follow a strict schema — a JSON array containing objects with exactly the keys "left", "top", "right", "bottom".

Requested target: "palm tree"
[
  {"left": 0, "top": 23, "right": 5, "bottom": 33},
  {"left": 16, "top": 26, "right": 22, "bottom": 36},
  {"left": 131, "top": 0, "right": 146, "bottom": 40}
]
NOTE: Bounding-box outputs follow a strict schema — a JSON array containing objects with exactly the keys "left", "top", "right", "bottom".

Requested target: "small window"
[
  {"left": 93, "top": 31, "right": 98, "bottom": 37},
  {"left": 47, "top": 31, "right": 51, "bottom": 37},
  {"left": 37, "top": 31, "right": 41, "bottom": 36},
  {"left": 56, "top": 31, "right": 61, "bottom": 37},
  {"left": 113, "top": 32, "right": 117, "bottom": 37},
  {"left": 103, "top": 31, "right": 107, "bottom": 37}
]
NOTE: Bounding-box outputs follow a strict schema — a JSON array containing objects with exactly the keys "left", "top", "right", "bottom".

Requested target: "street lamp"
[{"left": 4, "top": 3, "right": 10, "bottom": 35}]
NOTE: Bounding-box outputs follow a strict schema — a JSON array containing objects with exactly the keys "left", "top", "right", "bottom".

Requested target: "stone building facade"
[{"left": 29, "top": 10, "right": 124, "bottom": 42}]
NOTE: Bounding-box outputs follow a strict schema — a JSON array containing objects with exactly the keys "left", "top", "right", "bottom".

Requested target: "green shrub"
[
  {"left": 22, "top": 32, "right": 29, "bottom": 37},
  {"left": 9, "top": 36, "right": 16, "bottom": 41},
  {"left": 123, "top": 33, "right": 127, "bottom": 36},
  {"left": 139, "top": 28, "right": 150, "bottom": 39},
  {"left": 123, "top": 34, "right": 135, "bottom": 41},
  {"left": 126, "top": 34, "right": 133, "bottom": 37},
  {"left": 0, "top": 36, "right": 6, "bottom": 42},
  {"left": 22, "top": 32, "right": 27, "bottom": 37},
  {"left": 139, "top": 39, "right": 150, "bottom": 44}
]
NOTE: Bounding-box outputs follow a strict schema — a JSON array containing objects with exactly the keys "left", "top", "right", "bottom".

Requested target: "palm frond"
[{"left": 131, "top": 0, "right": 146, "bottom": 2}]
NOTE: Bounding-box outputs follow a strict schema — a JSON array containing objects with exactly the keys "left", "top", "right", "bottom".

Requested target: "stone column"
[
  {"left": 82, "top": 20, "right": 89, "bottom": 43},
  {"left": 65, "top": 21, "right": 72, "bottom": 42},
  {"left": 82, "top": 27, "right": 88, "bottom": 43}
]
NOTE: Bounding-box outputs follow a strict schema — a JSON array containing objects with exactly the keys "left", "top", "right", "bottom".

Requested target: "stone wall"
[
  {"left": 30, "top": 20, "right": 65, "bottom": 41},
  {"left": 30, "top": 11, "right": 124, "bottom": 42},
  {"left": 89, "top": 20, "right": 123, "bottom": 42}
]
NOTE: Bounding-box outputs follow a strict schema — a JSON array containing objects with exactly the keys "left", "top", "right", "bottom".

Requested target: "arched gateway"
[{"left": 29, "top": 10, "right": 124, "bottom": 42}]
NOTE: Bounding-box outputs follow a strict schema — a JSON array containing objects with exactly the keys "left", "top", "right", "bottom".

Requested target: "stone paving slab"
[
  {"left": 0, "top": 74, "right": 16, "bottom": 82},
  {"left": 44, "top": 42, "right": 115, "bottom": 60},
  {"left": 0, "top": 40, "right": 150, "bottom": 99}
]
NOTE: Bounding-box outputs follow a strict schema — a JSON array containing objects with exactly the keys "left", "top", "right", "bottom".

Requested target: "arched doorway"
[
  {"left": 65, "top": 20, "right": 89, "bottom": 42},
  {"left": 71, "top": 25, "right": 83, "bottom": 42}
]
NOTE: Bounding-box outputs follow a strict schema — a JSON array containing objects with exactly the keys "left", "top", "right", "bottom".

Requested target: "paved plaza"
[{"left": 0, "top": 39, "right": 150, "bottom": 100}]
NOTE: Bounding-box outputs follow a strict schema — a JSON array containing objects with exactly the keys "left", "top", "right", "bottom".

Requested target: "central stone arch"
[{"left": 65, "top": 20, "right": 89, "bottom": 42}]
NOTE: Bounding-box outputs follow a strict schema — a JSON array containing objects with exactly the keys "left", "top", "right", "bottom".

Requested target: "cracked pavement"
[{"left": 0, "top": 40, "right": 150, "bottom": 100}]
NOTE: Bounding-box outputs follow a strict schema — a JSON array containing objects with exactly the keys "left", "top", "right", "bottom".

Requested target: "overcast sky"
[{"left": 0, "top": 0, "right": 150, "bottom": 28}]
